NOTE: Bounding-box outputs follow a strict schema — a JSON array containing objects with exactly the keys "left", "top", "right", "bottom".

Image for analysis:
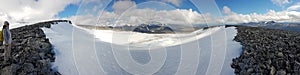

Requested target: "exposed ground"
[
  {"left": 0, "top": 20, "right": 70, "bottom": 75},
  {"left": 231, "top": 26, "right": 300, "bottom": 75}
]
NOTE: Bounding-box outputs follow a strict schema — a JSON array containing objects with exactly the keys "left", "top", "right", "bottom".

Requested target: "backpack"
[{"left": 0, "top": 30, "right": 3, "bottom": 42}]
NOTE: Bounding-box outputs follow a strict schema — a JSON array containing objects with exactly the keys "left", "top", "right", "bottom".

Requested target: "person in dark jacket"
[{"left": 3, "top": 21, "right": 12, "bottom": 61}]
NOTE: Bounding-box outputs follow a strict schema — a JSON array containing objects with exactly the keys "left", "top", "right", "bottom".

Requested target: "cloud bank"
[
  {"left": 0, "top": 0, "right": 80, "bottom": 24},
  {"left": 271, "top": 0, "right": 290, "bottom": 7},
  {"left": 71, "top": 4, "right": 300, "bottom": 26},
  {"left": 0, "top": 0, "right": 300, "bottom": 26},
  {"left": 287, "top": 2, "right": 300, "bottom": 11}
]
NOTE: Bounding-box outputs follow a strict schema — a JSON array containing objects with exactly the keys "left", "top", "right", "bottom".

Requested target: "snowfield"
[
  {"left": 41, "top": 22, "right": 242, "bottom": 75},
  {"left": 42, "top": 22, "right": 79, "bottom": 75},
  {"left": 93, "top": 26, "right": 221, "bottom": 50}
]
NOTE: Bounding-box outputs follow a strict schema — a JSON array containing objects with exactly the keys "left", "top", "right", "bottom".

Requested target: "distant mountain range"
[
  {"left": 241, "top": 21, "right": 276, "bottom": 25},
  {"left": 77, "top": 23, "right": 199, "bottom": 33},
  {"left": 227, "top": 21, "right": 300, "bottom": 32},
  {"left": 78, "top": 20, "right": 300, "bottom": 33}
]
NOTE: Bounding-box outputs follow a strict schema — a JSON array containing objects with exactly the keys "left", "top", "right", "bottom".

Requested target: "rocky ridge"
[
  {"left": 231, "top": 26, "right": 300, "bottom": 75},
  {"left": 0, "top": 20, "right": 70, "bottom": 75}
]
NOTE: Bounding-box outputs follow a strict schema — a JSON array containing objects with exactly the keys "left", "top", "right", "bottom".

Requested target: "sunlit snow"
[{"left": 42, "top": 22, "right": 242, "bottom": 75}]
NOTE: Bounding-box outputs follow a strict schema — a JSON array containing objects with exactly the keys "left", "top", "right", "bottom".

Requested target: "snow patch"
[{"left": 42, "top": 22, "right": 242, "bottom": 75}]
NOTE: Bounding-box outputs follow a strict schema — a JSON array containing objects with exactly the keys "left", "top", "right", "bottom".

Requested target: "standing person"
[
  {"left": 0, "top": 24, "right": 4, "bottom": 46},
  {"left": 3, "top": 21, "right": 12, "bottom": 61}
]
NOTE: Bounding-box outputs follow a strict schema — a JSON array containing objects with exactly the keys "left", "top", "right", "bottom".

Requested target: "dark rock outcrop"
[
  {"left": 0, "top": 20, "right": 70, "bottom": 75},
  {"left": 231, "top": 26, "right": 300, "bottom": 75}
]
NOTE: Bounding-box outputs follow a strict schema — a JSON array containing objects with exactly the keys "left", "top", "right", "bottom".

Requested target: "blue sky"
[
  {"left": 58, "top": 4, "right": 79, "bottom": 18},
  {"left": 2, "top": 0, "right": 299, "bottom": 24},
  {"left": 216, "top": 0, "right": 282, "bottom": 14},
  {"left": 58, "top": 0, "right": 295, "bottom": 18}
]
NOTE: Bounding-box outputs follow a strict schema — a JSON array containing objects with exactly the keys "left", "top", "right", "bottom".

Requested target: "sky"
[{"left": 1, "top": 0, "right": 300, "bottom": 25}]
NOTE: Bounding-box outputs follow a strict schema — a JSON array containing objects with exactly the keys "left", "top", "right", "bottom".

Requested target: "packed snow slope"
[{"left": 42, "top": 21, "right": 242, "bottom": 75}]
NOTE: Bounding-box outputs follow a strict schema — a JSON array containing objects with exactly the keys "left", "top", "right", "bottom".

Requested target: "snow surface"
[
  {"left": 42, "top": 22, "right": 79, "bottom": 75},
  {"left": 93, "top": 27, "right": 221, "bottom": 50},
  {"left": 41, "top": 22, "right": 242, "bottom": 75}
]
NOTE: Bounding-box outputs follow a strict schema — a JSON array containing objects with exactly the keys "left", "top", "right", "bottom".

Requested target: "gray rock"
[
  {"left": 21, "top": 63, "right": 35, "bottom": 73},
  {"left": 270, "top": 66, "right": 276, "bottom": 75},
  {"left": 276, "top": 69, "right": 286, "bottom": 75},
  {"left": 0, "top": 20, "right": 68, "bottom": 75},
  {"left": 1, "top": 64, "right": 20, "bottom": 75},
  {"left": 231, "top": 26, "right": 300, "bottom": 75}
]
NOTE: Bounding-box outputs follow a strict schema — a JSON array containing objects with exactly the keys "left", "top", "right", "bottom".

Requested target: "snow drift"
[{"left": 41, "top": 22, "right": 242, "bottom": 75}]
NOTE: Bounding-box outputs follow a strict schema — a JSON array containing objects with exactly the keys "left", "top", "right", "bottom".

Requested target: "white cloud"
[
  {"left": 112, "top": 0, "right": 136, "bottom": 14},
  {"left": 71, "top": 0, "right": 207, "bottom": 26},
  {"left": 69, "top": 14, "right": 98, "bottom": 25},
  {"left": 70, "top": 11, "right": 117, "bottom": 25},
  {"left": 0, "top": 0, "right": 185, "bottom": 25},
  {"left": 71, "top": 5, "right": 300, "bottom": 26},
  {"left": 162, "top": 0, "right": 182, "bottom": 7},
  {"left": 82, "top": 0, "right": 101, "bottom": 3},
  {"left": 2, "top": 0, "right": 297, "bottom": 27},
  {"left": 222, "top": 6, "right": 235, "bottom": 15},
  {"left": 71, "top": 0, "right": 300, "bottom": 26},
  {"left": 70, "top": 8, "right": 212, "bottom": 26},
  {"left": 271, "top": 0, "right": 290, "bottom": 7},
  {"left": 287, "top": 2, "right": 300, "bottom": 11},
  {"left": 222, "top": 6, "right": 300, "bottom": 24},
  {"left": 0, "top": 0, "right": 80, "bottom": 23},
  {"left": 148, "top": 0, "right": 182, "bottom": 7}
]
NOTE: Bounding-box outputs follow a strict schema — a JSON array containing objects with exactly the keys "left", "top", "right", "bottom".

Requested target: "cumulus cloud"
[
  {"left": 70, "top": 10, "right": 117, "bottom": 25},
  {"left": 82, "top": 0, "right": 101, "bottom": 3},
  {"left": 112, "top": 0, "right": 136, "bottom": 14},
  {"left": 71, "top": 0, "right": 300, "bottom": 26},
  {"left": 162, "top": 0, "right": 183, "bottom": 7},
  {"left": 72, "top": 5, "right": 300, "bottom": 26},
  {"left": 222, "top": 6, "right": 300, "bottom": 24},
  {"left": 0, "top": 0, "right": 80, "bottom": 23},
  {"left": 71, "top": 0, "right": 206, "bottom": 26},
  {"left": 146, "top": 0, "right": 183, "bottom": 7},
  {"left": 0, "top": 0, "right": 184, "bottom": 25},
  {"left": 70, "top": 8, "right": 212, "bottom": 26},
  {"left": 222, "top": 6, "right": 235, "bottom": 15},
  {"left": 1, "top": 0, "right": 298, "bottom": 26},
  {"left": 271, "top": 0, "right": 290, "bottom": 7}
]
